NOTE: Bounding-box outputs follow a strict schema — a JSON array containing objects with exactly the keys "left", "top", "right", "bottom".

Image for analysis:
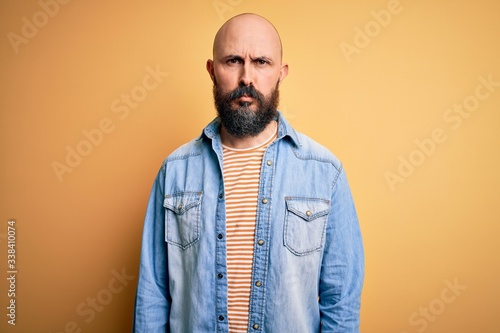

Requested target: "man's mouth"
[
  {"left": 238, "top": 94, "right": 254, "bottom": 102},
  {"left": 232, "top": 94, "right": 255, "bottom": 107}
]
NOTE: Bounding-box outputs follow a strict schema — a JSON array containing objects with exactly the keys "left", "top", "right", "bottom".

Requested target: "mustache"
[{"left": 224, "top": 84, "right": 263, "bottom": 103}]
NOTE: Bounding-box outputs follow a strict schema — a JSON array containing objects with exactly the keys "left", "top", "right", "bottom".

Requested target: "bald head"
[{"left": 212, "top": 13, "right": 283, "bottom": 62}]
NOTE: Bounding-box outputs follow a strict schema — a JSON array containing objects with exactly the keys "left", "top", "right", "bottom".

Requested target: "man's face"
[{"left": 207, "top": 14, "right": 288, "bottom": 137}]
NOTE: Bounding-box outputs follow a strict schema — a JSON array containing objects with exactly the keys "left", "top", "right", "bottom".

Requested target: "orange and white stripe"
[{"left": 222, "top": 126, "right": 277, "bottom": 333}]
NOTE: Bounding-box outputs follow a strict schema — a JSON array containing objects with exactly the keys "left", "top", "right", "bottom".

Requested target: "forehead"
[
  {"left": 213, "top": 15, "right": 282, "bottom": 60},
  {"left": 219, "top": 32, "right": 274, "bottom": 57}
]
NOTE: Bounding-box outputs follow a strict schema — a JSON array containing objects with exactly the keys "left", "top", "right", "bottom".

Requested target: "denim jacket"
[{"left": 133, "top": 112, "right": 364, "bottom": 333}]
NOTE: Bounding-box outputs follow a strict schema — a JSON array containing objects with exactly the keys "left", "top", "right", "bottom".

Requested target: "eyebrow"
[
  {"left": 252, "top": 56, "right": 273, "bottom": 63},
  {"left": 221, "top": 54, "right": 242, "bottom": 61},
  {"left": 221, "top": 54, "right": 274, "bottom": 63}
]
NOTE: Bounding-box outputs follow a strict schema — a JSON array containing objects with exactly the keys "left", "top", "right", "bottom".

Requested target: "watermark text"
[{"left": 385, "top": 74, "right": 499, "bottom": 191}]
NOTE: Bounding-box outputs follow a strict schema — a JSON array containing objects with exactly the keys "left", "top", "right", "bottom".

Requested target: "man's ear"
[
  {"left": 278, "top": 63, "right": 289, "bottom": 86},
  {"left": 206, "top": 59, "right": 216, "bottom": 83}
]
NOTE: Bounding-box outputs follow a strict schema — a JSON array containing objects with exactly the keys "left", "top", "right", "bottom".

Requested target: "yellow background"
[{"left": 1, "top": 0, "right": 499, "bottom": 332}]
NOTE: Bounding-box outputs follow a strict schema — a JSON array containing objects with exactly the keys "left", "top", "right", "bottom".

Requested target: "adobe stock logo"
[
  {"left": 7, "top": 0, "right": 72, "bottom": 54},
  {"left": 385, "top": 74, "right": 499, "bottom": 192},
  {"left": 212, "top": 0, "right": 244, "bottom": 21},
  {"left": 400, "top": 278, "right": 467, "bottom": 333},
  {"left": 51, "top": 65, "right": 169, "bottom": 182},
  {"left": 340, "top": 0, "right": 410, "bottom": 63},
  {"left": 50, "top": 267, "right": 135, "bottom": 333}
]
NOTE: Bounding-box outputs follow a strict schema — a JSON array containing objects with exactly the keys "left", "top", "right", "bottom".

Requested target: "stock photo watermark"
[
  {"left": 51, "top": 64, "right": 169, "bottom": 182},
  {"left": 340, "top": 0, "right": 412, "bottom": 63},
  {"left": 5, "top": 220, "right": 17, "bottom": 326},
  {"left": 213, "top": 0, "right": 245, "bottom": 21},
  {"left": 400, "top": 277, "right": 467, "bottom": 333},
  {"left": 7, "top": 0, "right": 73, "bottom": 54},
  {"left": 49, "top": 267, "right": 135, "bottom": 333},
  {"left": 385, "top": 73, "right": 499, "bottom": 192}
]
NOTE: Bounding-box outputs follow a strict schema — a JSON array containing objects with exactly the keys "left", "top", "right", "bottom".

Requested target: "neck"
[{"left": 220, "top": 120, "right": 277, "bottom": 149}]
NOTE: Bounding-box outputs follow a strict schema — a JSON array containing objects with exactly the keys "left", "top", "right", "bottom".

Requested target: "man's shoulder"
[
  {"left": 291, "top": 131, "right": 342, "bottom": 171},
  {"left": 278, "top": 113, "right": 342, "bottom": 171},
  {"left": 163, "top": 137, "right": 205, "bottom": 163},
  {"left": 159, "top": 117, "right": 220, "bottom": 168}
]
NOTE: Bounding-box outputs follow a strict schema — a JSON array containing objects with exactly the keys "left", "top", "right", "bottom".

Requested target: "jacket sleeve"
[
  {"left": 319, "top": 166, "right": 364, "bottom": 332},
  {"left": 133, "top": 166, "right": 170, "bottom": 332}
]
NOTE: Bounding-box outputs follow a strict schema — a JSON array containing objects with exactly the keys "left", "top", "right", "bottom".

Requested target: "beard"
[{"left": 213, "top": 81, "right": 280, "bottom": 138}]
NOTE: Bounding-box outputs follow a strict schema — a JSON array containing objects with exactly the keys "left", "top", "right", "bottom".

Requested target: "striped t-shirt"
[{"left": 222, "top": 125, "right": 277, "bottom": 333}]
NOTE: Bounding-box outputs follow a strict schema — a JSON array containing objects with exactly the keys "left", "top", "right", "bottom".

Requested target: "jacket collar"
[{"left": 199, "top": 111, "right": 301, "bottom": 147}]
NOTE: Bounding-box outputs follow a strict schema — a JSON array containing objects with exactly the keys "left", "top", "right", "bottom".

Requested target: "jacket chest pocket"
[
  {"left": 284, "top": 197, "right": 330, "bottom": 256},
  {"left": 164, "top": 192, "right": 203, "bottom": 249}
]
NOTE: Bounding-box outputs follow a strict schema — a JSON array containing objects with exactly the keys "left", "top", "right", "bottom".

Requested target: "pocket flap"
[
  {"left": 285, "top": 197, "right": 330, "bottom": 222},
  {"left": 164, "top": 192, "right": 203, "bottom": 215}
]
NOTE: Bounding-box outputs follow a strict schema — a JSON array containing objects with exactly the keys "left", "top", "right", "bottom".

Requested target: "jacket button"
[
  {"left": 266, "top": 160, "right": 272, "bottom": 166},
  {"left": 255, "top": 281, "right": 262, "bottom": 287},
  {"left": 262, "top": 198, "right": 268, "bottom": 204},
  {"left": 257, "top": 239, "right": 264, "bottom": 246},
  {"left": 253, "top": 323, "right": 259, "bottom": 329},
  {"left": 217, "top": 233, "right": 223, "bottom": 239},
  {"left": 218, "top": 273, "right": 223, "bottom": 279},
  {"left": 306, "top": 210, "right": 312, "bottom": 216},
  {"left": 218, "top": 315, "right": 224, "bottom": 321}
]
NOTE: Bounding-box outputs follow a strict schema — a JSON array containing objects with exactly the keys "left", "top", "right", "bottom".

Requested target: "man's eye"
[{"left": 228, "top": 58, "right": 241, "bottom": 64}]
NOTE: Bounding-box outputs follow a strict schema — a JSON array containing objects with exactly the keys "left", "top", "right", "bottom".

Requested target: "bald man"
[{"left": 134, "top": 13, "right": 364, "bottom": 333}]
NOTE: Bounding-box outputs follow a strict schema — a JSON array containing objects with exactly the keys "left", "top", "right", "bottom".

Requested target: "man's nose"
[{"left": 239, "top": 63, "right": 254, "bottom": 86}]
